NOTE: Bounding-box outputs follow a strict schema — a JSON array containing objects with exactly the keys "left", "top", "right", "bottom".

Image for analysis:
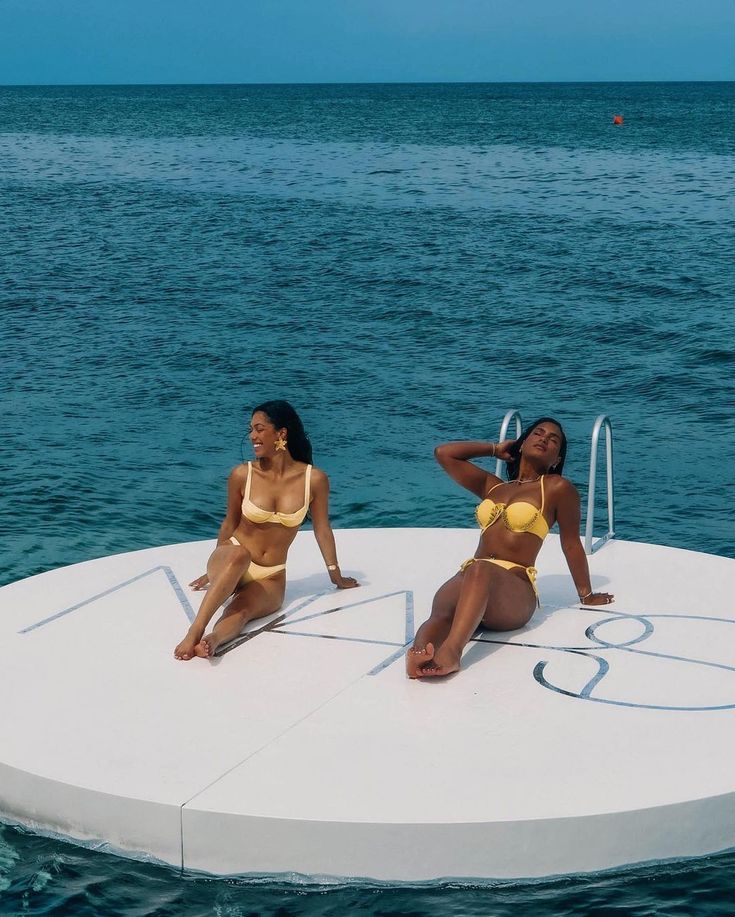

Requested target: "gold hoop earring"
[{"left": 275, "top": 436, "right": 287, "bottom": 452}]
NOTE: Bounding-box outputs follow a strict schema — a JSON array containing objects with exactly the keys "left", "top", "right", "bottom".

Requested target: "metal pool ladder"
[
  {"left": 495, "top": 410, "right": 615, "bottom": 554},
  {"left": 585, "top": 414, "right": 615, "bottom": 554},
  {"left": 494, "top": 409, "right": 524, "bottom": 478}
]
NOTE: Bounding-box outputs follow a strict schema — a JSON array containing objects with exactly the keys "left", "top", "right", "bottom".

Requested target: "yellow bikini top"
[
  {"left": 241, "top": 461, "right": 312, "bottom": 527},
  {"left": 475, "top": 476, "right": 549, "bottom": 541}
]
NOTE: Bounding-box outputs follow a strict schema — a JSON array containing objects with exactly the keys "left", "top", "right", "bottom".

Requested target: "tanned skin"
[{"left": 407, "top": 422, "right": 613, "bottom": 678}]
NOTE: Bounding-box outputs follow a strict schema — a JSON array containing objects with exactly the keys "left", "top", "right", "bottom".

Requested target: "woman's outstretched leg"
[
  {"left": 174, "top": 543, "right": 253, "bottom": 659},
  {"left": 406, "top": 574, "right": 462, "bottom": 677},
  {"left": 419, "top": 561, "right": 496, "bottom": 676},
  {"left": 422, "top": 562, "right": 536, "bottom": 677},
  {"left": 195, "top": 575, "right": 285, "bottom": 658}
]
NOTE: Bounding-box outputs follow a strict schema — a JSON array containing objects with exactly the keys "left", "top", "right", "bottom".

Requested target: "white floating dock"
[{"left": 1, "top": 528, "right": 734, "bottom": 881}]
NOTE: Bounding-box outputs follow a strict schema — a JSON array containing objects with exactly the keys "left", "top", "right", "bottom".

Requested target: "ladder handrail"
[
  {"left": 585, "top": 414, "right": 615, "bottom": 554},
  {"left": 495, "top": 409, "right": 523, "bottom": 478}
]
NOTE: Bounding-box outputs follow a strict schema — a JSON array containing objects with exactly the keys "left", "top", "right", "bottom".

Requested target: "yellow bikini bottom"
[
  {"left": 228, "top": 535, "right": 286, "bottom": 585},
  {"left": 460, "top": 556, "right": 539, "bottom": 600}
]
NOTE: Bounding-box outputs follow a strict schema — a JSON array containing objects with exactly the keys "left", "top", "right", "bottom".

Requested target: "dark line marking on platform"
[
  {"left": 19, "top": 566, "right": 194, "bottom": 633},
  {"left": 473, "top": 604, "right": 735, "bottom": 711},
  {"left": 217, "top": 589, "right": 415, "bottom": 676}
]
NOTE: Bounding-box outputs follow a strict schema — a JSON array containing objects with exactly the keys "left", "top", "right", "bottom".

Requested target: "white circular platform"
[{"left": 1, "top": 528, "right": 734, "bottom": 881}]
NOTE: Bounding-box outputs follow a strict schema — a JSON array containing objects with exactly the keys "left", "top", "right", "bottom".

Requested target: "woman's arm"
[
  {"left": 215, "top": 465, "right": 247, "bottom": 543},
  {"left": 434, "top": 439, "right": 515, "bottom": 497},
  {"left": 309, "top": 469, "right": 359, "bottom": 590},
  {"left": 189, "top": 465, "right": 246, "bottom": 590},
  {"left": 555, "top": 479, "right": 614, "bottom": 606}
]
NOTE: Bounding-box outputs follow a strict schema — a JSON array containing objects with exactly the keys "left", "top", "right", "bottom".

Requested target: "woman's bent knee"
[
  {"left": 461, "top": 560, "right": 493, "bottom": 585},
  {"left": 226, "top": 545, "right": 251, "bottom": 567}
]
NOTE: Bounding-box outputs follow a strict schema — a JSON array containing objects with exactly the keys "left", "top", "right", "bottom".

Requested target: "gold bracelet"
[{"left": 490, "top": 443, "right": 496, "bottom": 457}]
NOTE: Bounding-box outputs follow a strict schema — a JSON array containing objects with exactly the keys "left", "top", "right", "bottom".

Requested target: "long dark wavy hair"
[
  {"left": 251, "top": 400, "right": 313, "bottom": 464},
  {"left": 505, "top": 417, "right": 567, "bottom": 481}
]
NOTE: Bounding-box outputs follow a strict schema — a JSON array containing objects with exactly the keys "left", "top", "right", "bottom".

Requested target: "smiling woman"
[
  {"left": 173, "top": 400, "right": 358, "bottom": 660},
  {"left": 407, "top": 417, "right": 614, "bottom": 678}
]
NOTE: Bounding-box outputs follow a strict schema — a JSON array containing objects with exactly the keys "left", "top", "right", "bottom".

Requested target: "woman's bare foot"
[
  {"left": 418, "top": 644, "right": 461, "bottom": 677},
  {"left": 174, "top": 628, "right": 203, "bottom": 660},
  {"left": 406, "top": 642, "right": 435, "bottom": 678},
  {"left": 194, "top": 633, "right": 221, "bottom": 659}
]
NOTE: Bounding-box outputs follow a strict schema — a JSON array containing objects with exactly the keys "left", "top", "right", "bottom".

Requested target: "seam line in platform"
[
  {"left": 178, "top": 664, "right": 380, "bottom": 813},
  {"left": 179, "top": 803, "right": 184, "bottom": 874}
]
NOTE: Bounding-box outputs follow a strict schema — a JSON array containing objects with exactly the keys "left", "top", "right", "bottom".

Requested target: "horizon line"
[{"left": 2, "top": 78, "right": 734, "bottom": 89}]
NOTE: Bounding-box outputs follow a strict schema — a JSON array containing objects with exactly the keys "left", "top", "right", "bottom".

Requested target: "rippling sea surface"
[{"left": 1, "top": 82, "right": 734, "bottom": 913}]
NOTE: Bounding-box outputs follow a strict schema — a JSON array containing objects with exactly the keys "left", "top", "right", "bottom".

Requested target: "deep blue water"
[
  {"left": 2, "top": 821, "right": 735, "bottom": 916},
  {"left": 1, "top": 82, "right": 734, "bottom": 913}
]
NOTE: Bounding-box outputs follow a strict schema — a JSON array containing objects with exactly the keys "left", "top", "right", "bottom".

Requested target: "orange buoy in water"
[{"left": 613, "top": 114, "right": 624, "bottom": 125}]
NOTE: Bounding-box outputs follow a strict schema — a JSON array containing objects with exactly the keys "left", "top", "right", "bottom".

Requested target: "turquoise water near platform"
[{"left": 1, "top": 82, "right": 734, "bottom": 913}]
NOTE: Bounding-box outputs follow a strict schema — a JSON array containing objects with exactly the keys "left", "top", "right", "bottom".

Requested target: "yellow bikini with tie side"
[{"left": 461, "top": 476, "right": 550, "bottom": 599}]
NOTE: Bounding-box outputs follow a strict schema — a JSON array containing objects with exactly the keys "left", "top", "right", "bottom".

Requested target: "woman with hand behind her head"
[
  {"left": 174, "top": 400, "right": 358, "bottom": 661},
  {"left": 407, "top": 417, "right": 613, "bottom": 678}
]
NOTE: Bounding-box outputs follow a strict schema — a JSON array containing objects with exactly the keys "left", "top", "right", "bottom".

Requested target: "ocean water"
[{"left": 1, "top": 82, "right": 734, "bottom": 913}]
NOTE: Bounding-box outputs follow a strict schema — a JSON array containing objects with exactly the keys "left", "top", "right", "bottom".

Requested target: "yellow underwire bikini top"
[
  {"left": 241, "top": 461, "right": 312, "bottom": 527},
  {"left": 475, "top": 476, "right": 549, "bottom": 541}
]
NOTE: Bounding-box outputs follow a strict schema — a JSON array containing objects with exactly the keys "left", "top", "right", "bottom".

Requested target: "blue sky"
[{"left": 1, "top": 0, "right": 733, "bottom": 84}]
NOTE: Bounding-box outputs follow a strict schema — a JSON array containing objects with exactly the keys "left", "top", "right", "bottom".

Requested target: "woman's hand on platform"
[
  {"left": 330, "top": 568, "right": 359, "bottom": 589},
  {"left": 579, "top": 591, "right": 614, "bottom": 606},
  {"left": 189, "top": 573, "right": 210, "bottom": 591}
]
